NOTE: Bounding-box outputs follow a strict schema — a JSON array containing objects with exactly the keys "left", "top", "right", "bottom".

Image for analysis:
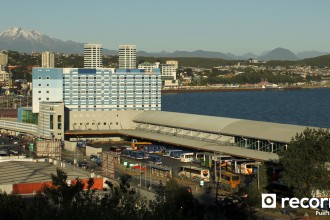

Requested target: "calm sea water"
[{"left": 161, "top": 88, "right": 330, "bottom": 128}]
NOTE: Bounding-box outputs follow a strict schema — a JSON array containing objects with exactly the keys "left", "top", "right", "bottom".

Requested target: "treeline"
[
  {"left": 204, "top": 69, "right": 305, "bottom": 85},
  {"left": 0, "top": 169, "right": 206, "bottom": 220}
]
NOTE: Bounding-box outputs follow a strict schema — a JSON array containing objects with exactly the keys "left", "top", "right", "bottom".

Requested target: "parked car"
[
  {"left": 78, "top": 161, "right": 88, "bottom": 169},
  {"left": 90, "top": 154, "right": 98, "bottom": 163}
]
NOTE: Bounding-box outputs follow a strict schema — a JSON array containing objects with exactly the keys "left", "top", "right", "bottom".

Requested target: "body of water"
[{"left": 161, "top": 88, "right": 330, "bottom": 128}]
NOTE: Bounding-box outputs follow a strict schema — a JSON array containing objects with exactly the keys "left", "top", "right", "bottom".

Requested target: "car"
[
  {"left": 90, "top": 154, "right": 98, "bottom": 163},
  {"left": 78, "top": 161, "right": 88, "bottom": 169}
]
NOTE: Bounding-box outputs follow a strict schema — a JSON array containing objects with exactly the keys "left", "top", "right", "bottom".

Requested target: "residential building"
[
  {"left": 119, "top": 45, "right": 136, "bottom": 69},
  {"left": 0, "top": 51, "right": 8, "bottom": 66},
  {"left": 84, "top": 44, "right": 103, "bottom": 68},
  {"left": 0, "top": 66, "right": 11, "bottom": 84},
  {"left": 166, "top": 60, "right": 179, "bottom": 70},
  {"left": 138, "top": 62, "right": 160, "bottom": 72},
  {"left": 41, "top": 51, "right": 55, "bottom": 68},
  {"left": 159, "top": 64, "right": 177, "bottom": 81}
]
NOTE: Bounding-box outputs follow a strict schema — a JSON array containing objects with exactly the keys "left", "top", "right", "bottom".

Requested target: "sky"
[{"left": 1, "top": 0, "right": 330, "bottom": 55}]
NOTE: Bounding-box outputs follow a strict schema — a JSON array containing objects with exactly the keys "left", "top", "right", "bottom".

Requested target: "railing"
[{"left": 0, "top": 119, "right": 39, "bottom": 135}]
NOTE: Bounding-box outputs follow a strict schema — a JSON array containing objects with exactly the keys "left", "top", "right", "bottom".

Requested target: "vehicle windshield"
[{"left": 232, "top": 176, "right": 240, "bottom": 181}]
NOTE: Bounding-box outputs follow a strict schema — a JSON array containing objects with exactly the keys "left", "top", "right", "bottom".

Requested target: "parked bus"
[
  {"left": 143, "top": 144, "right": 165, "bottom": 154},
  {"left": 194, "top": 152, "right": 232, "bottom": 168},
  {"left": 164, "top": 149, "right": 182, "bottom": 157},
  {"left": 226, "top": 159, "right": 256, "bottom": 174},
  {"left": 131, "top": 139, "right": 152, "bottom": 151},
  {"left": 240, "top": 162, "right": 260, "bottom": 175},
  {"left": 148, "top": 154, "right": 162, "bottom": 165},
  {"left": 170, "top": 150, "right": 184, "bottom": 159},
  {"left": 109, "top": 145, "right": 127, "bottom": 154},
  {"left": 122, "top": 149, "right": 133, "bottom": 157},
  {"left": 151, "top": 165, "right": 172, "bottom": 178},
  {"left": 178, "top": 166, "right": 210, "bottom": 182},
  {"left": 180, "top": 152, "right": 194, "bottom": 163},
  {"left": 129, "top": 150, "right": 145, "bottom": 160},
  {"left": 219, "top": 170, "right": 240, "bottom": 191}
]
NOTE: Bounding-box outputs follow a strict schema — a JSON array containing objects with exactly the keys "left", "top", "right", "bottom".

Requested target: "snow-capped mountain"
[
  {"left": 0, "top": 27, "right": 47, "bottom": 41},
  {"left": 0, "top": 27, "right": 93, "bottom": 54}
]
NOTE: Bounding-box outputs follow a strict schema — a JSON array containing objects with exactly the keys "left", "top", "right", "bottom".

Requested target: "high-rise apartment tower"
[
  {"left": 119, "top": 45, "right": 136, "bottom": 69},
  {"left": 41, "top": 51, "right": 55, "bottom": 68},
  {"left": 0, "top": 51, "right": 8, "bottom": 66},
  {"left": 84, "top": 44, "right": 103, "bottom": 68}
]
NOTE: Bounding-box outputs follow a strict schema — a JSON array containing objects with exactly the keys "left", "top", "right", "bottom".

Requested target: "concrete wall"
[
  {"left": 69, "top": 110, "right": 144, "bottom": 130},
  {"left": 86, "top": 145, "right": 102, "bottom": 157},
  {"left": 0, "top": 184, "right": 13, "bottom": 193},
  {"left": 64, "top": 141, "right": 76, "bottom": 151}
]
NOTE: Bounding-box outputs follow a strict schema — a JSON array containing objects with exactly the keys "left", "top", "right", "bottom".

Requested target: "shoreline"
[{"left": 161, "top": 86, "right": 302, "bottom": 94}]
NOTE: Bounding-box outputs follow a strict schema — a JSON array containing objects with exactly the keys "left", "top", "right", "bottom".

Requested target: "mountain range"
[{"left": 0, "top": 27, "right": 329, "bottom": 60}]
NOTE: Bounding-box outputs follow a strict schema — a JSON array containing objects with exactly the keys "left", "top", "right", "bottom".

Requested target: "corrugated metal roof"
[
  {"left": 133, "top": 111, "right": 313, "bottom": 143},
  {"left": 0, "top": 161, "right": 89, "bottom": 185},
  {"left": 118, "top": 129, "right": 279, "bottom": 161}
]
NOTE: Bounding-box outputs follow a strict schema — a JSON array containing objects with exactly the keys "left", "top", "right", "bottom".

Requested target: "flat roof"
[
  {"left": 133, "top": 111, "right": 314, "bottom": 143},
  {"left": 0, "top": 160, "right": 89, "bottom": 185}
]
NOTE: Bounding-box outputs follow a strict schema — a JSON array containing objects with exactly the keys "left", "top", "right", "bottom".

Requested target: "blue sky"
[{"left": 1, "top": 0, "right": 330, "bottom": 55}]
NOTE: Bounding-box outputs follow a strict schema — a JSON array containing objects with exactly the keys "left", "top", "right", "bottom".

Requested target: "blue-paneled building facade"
[{"left": 32, "top": 67, "right": 162, "bottom": 113}]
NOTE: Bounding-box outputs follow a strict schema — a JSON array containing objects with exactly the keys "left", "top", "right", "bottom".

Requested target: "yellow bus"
[{"left": 219, "top": 170, "right": 240, "bottom": 191}]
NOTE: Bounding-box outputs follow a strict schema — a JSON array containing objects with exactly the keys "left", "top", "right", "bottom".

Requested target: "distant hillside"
[
  {"left": 296, "top": 51, "right": 330, "bottom": 59},
  {"left": 259, "top": 47, "right": 299, "bottom": 61},
  {"left": 1, "top": 27, "right": 329, "bottom": 61}
]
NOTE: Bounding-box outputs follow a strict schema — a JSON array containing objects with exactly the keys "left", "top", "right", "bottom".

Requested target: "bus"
[
  {"left": 164, "top": 149, "right": 182, "bottom": 157},
  {"left": 170, "top": 150, "right": 184, "bottom": 159},
  {"left": 131, "top": 139, "right": 152, "bottom": 151},
  {"left": 109, "top": 145, "right": 127, "bottom": 154},
  {"left": 226, "top": 159, "right": 256, "bottom": 174},
  {"left": 219, "top": 170, "right": 240, "bottom": 191},
  {"left": 142, "top": 144, "right": 165, "bottom": 154},
  {"left": 240, "top": 162, "right": 260, "bottom": 175},
  {"left": 194, "top": 152, "right": 232, "bottom": 168},
  {"left": 180, "top": 152, "right": 194, "bottom": 163},
  {"left": 151, "top": 165, "right": 172, "bottom": 178},
  {"left": 178, "top": 166, "right": 210, "bottom": 182},
  {"left": 148, "top": 154, "right": 162, "bottom": 165},
  {"left": 122, "top": 149, "right": 133, "bottom": 157},
  {"left": 129, "top": 150, "right": 145, "bottom": 160}
]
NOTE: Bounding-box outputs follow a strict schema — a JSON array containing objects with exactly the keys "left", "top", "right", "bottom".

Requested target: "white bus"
[
  {"left": 178, "top": 166, "right": 210, "bottom": 182},
  {"left": 180, "top": 152, "right": 194, "bottom": 163},
  {"left": 164, "top": 149, "right": 182, "bottom": 157}
]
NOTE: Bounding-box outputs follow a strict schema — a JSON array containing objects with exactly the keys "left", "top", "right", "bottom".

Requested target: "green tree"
[
  {"left": 279, "top": 128, "right": 330, "bottom": 198},
  {"left": 151, "top": 179, "right": 204, "bottom": 220}
]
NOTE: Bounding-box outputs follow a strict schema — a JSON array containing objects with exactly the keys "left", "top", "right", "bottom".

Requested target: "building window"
[
  {"left": 47, "top": 84, "right": 49, "bottom": 86},
  {"left": 46, "top": 98, "right": 49, "bottom": 100},
  {"left": 38, "top": 76, "right": 42, "bottom": 79},
  {"left": 38, "top": 91, "right": 41, "bottom": 93},
  {"left": 80, "top": 123, "right": 83, "bottom": 125},
  {"left": 46, "top": 91, "right": 49, "bottom": 93},
  {"left": 38, "top": 84, "right": 41, "bottom": 86},
  {"left": 104, "top": 122, "right": 106, "bottom": 125},
  {"left": 46, "top": 76, "right": 50, "bottom": 80},
  {"left": 50, "top": 115, "right": 54, "bottom": 129},
  {"left": 39, "top": 98, "right": 41, "bottom": 100},
  {"left": 58, "top": 115, "right": 62, "bottom": 129}
]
